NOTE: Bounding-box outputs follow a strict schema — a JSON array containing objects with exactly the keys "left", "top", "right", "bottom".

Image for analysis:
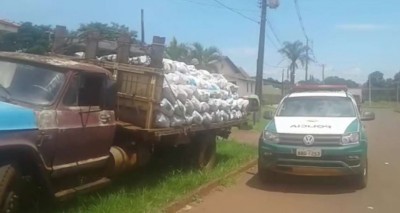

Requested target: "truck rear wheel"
[
  {"left": 191, "top": 134, "right": 216, "bottom": 170},
  {"left": 0, "top": 164, "right": 21, "bottom": 213}
]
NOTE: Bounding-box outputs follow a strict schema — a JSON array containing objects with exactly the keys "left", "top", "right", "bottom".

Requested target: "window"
[
  {"left": 0, "top": 60, "right": 65, "bottom": 105},
  {"left": 247, "top": 82, "right": 249, "bottom": 92},
  {"left": 277, "top": 97, "right": 356, "bottom": 117},
  {"left": 251, "top": 83, "right": 254, "bottom": 93},
  {"left": 63, "top": 73, "right": 104, "bottom": 106}
]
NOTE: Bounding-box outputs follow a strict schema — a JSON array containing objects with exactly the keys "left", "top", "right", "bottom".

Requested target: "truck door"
[{"left": 52, "top": 72, "right": 115, "bottom": 175}]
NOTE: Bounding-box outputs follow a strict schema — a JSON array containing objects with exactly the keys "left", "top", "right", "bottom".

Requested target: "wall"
[
  {"left": 210, "top": 59, "right": 255, "bottom": 97},
  {"left": 0, "top": 24, "right": 18, "bottom": 33}
]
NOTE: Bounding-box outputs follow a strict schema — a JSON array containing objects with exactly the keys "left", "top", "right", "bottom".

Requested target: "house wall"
[
  {"left": 210, "top": 59, "right": 255, "bottom": 97},
  {"left": 0, "top": 23, "right": 18, "bottom": 33},
  {"left": 230, "top": 79, "right": 255, "bottom": 97}
]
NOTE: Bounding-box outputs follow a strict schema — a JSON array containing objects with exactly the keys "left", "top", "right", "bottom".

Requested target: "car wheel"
[
  {"left": 354, "top": 159, "right": 368, "bottom": 189},
  {"left": 258, "top": 160, "right": 276, "bottom": 183}
]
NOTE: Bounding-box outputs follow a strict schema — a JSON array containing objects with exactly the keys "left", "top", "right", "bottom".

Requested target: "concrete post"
[
  {"left": 85, "top": 31, "right": 100, "bottom": 60},
  {"left": 149, "top": 36, "right": 166, "bottom": 68},
  {"left": 117, "top": 33, "right": 131, "bottom": 64},
  {"left": 52, "top": 25, "right": 67, "bottom": 54}
]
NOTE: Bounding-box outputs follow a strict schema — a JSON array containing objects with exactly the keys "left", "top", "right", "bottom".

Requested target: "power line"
[
  {"left": 173, "top": 0, "right": 218, "bottom": 7},
  {"left": 174, "top": 0, "right": 259, "bottom": 13},
  {"left": 266, "top": 33, "right": 279, "bottom": 50},
  {"left": 212, "top": 0, "right": 260, "bottom": 24},
  {"left": 266, "top": 17, "right": 282, "bottom": 45},
  {"left": 293, "top": 0, "right": 308, "bottom": 40}
]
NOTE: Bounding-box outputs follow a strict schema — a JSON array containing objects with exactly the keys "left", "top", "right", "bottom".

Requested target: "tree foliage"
[
  {"left": 75, "top": 22, "right": 137, "bottom": 42},
  {"left": 165, "top": 37, "right": 190, "bottom": 62},
  {"left": 190, "top": 42, "right": 221, "bottom": 70},
  {"left": 324, "top": 76, "right": 359, "bottom": 88},
  {"left": 0, "top": 22, "right": 52, "bottom": 55},
  {"left": 279, "top": 40, "right": 310, "bottom": 84},
  {"left": 366, "top": 71, "right": 385, "bottom": 88},
  {"left": 165, "top": 38, "right": 221, "bottom": 70},
  {"left": 298, "top": 75, "right": 322, "bottom": 85}
]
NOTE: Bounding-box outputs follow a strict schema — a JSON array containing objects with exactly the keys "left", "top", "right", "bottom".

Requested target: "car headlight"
[
  {"left": 341, "top": 132, "right": 359, "bottom": 145},
  {"left": 263, "top": 130, "right": 279, "bottom": 143}
]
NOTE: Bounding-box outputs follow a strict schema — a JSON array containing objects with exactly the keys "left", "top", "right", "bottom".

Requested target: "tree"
[
  {"left": 75, "top": 22, "right": 137, "bottom": 42},
  {"left": 298, "top": 75, "right": 321, "bottom": 85},
  {"left": 367, "top": 71, "right": 385, "bottom": 88},
  {"left": 190, "top": 42, "right": 221, "bottom": 70},
  {"left": 279, "top": 40, "right": 309, "bottom": 84},
  {"left": 324, "top": 76, "right": 359, "bottom": 88},
  {"left": 165, "top": 37, "right": 190, "bottom": 62},
  {"left": 393, "top": 71, "right": 400, "bottom": 83},
  {"left": 0, "top": 22, "right": 52, "bottom": 55}
]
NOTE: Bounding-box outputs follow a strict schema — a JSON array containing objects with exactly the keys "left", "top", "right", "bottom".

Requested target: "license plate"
[{"left": 296, "top": 148, "right": 322, "bottom": 157}]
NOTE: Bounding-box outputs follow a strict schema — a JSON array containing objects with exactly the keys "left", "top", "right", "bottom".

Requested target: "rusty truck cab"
[{"left": 0, "top": 52, "right": 116, "bottom": 194}]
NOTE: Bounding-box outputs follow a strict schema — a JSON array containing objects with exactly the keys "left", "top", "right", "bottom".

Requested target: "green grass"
[
  {"left": 250, "top": 105, "right": 275, "bottom": 132},
  {"left": 30, "top": 140, "right": 257, "bottom": 213},
  {"left": 252, "top": 117, "right": 269, "bottom": 132}
]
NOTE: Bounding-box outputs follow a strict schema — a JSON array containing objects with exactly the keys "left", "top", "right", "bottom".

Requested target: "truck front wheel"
[{"left": 0, "top": 164, "right": 21, "bottom": 213}]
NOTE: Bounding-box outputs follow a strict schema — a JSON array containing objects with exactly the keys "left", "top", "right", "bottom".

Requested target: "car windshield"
[
  {"left": 277, "top": 96, "right": 356, "bottom": 117},
  {"left": 0, "top": 60, "right": 65, "bottom": 105}
]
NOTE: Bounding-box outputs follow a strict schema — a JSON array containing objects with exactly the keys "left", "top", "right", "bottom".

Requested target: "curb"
[{"left": 164, "top": 159, "right": 257, "bottom": 213}]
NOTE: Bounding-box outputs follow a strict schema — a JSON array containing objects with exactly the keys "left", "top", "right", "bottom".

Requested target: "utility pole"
[
  {"left": 322, "top": 64, "right": 325, "bottom": 83},
  {"left": 281, "top": 69, "right": 285, "bottom": 97},
  {"left": 369, "top": 74, "right": 372, "bottom": 106},
  {"left": 255, "top": 0, "right": 279, "bottom": 102},
  {"left": 396, "top": 82, "right": 399, "bottom": 106},
  {"left": 141, "top": 9, "right": 145, "bottom": 44},
  {"left": 255, "top": 0, "right": 267, "bottom": 102},
  {"left": 305, "top": 38, "right": 309, "bottom": 81}
]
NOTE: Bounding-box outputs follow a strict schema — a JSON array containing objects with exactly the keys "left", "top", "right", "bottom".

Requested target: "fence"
[{"left": 362, "top": 88, "right": 399, "bottom": 103}]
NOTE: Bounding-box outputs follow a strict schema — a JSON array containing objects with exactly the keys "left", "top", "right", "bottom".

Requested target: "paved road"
[{"left": 185, "top": 109, "right": 400, "bottom": 213}]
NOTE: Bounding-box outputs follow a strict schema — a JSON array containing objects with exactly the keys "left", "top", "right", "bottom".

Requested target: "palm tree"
[
  {"left": 165, "top": 37, "right": 190, "bottom": 63},
  {"left": 190, "top": 42, "right": 221, "bottom": 70},
  {"left": 279, "top": 40, "right": 309, "bottom": 84}
]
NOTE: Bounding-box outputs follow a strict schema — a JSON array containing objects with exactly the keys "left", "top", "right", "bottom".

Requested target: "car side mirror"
[
  {"left": 361, "top": 111, "right": 375, "bottom": 121},
  {"left": 263, "top": 111, "right": 274, "bottom": 120},
  {"left": 103, "top": 79, "right": 117, "bottom": 110}
]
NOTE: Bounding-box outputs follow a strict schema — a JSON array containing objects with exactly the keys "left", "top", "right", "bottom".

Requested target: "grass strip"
[{"left": 31, "top": 140, "right": 257, "bottom": 213}]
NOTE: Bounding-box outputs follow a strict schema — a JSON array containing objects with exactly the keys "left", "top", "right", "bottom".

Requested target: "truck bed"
[{"left": 117, "top": 118, "right": 246, "bottom": 137}]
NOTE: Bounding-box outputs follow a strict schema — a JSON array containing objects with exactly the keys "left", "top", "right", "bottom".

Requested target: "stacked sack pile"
[{"left": 156, "top": 59, "right": 249, "bottom": 128}]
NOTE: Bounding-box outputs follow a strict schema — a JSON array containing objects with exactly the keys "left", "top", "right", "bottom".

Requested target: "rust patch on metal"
[{"left": 0, "top": 51, "right": 110, "bottom": 75}]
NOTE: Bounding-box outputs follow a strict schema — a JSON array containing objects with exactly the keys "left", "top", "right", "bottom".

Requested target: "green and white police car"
[{"left": 258, "top": 85, "right": 375, "bottom": 188}]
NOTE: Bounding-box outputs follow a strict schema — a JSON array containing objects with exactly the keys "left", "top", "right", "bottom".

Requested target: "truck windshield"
[
  {"left": 0, "top": 60, "right": 65, "bottom": 105},
  {"left": 277, "top": 96, "right": 356, "bottom": 117}
]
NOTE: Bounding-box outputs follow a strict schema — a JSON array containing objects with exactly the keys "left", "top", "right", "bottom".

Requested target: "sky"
[{"left": 1, "top": 0, "right": 400, "bottom": 84}]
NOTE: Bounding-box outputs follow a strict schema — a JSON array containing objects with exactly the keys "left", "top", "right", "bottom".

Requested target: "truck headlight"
[
  {"left": 263, "top": 130, "right": 279, "bottom": 143},
  {"left": 341, "top": 133, "right": 359, "bottom": 145},
  {"left": 36, "top": 110, "right": 57, "bottom": 129}
]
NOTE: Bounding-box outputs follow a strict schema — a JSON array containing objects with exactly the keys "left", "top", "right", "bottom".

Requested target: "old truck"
[{"left": 0, "top": 51, "right": 259, "bottom": 212}]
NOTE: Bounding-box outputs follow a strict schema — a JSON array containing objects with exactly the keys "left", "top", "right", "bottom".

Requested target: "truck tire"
[
  {"left": 0, "top": 164, "right": 20, "bottom": 213},
  {"left": 191, "top": 134, "right": 216, "bottom": 170}
]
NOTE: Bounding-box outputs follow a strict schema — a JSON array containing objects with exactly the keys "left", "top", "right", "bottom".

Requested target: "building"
[
  {"left": 208, "top": 56, "right": 255, "bottom": 97},
  {"left": 0, "top": 20, "right": 19, "bottom": 33}
]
